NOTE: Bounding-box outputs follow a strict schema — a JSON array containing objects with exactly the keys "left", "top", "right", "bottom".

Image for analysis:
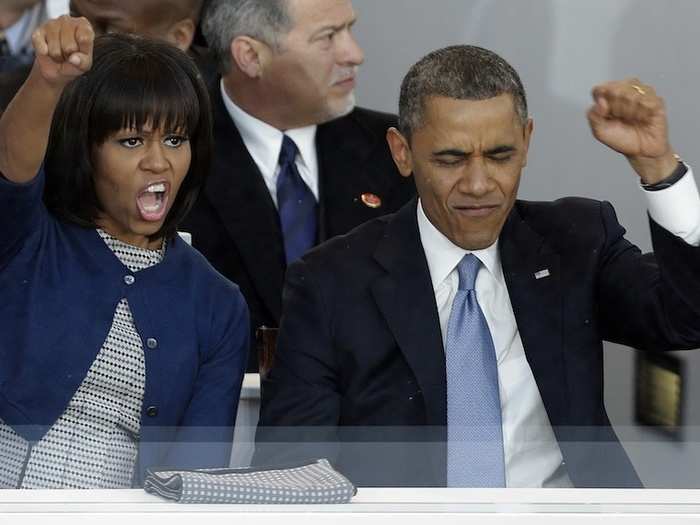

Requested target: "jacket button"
[
  {"left": 146, "top": 338, "right": 158, "bottom": 349},
  {"left": 124, "top": 275, "right": 135, "bottom": 285},
  {"left": 146, "top": 406, "right": 158, "bottom": 417},
  {"left": 408, "top": 391, "right": 423, "bottom": 401}
]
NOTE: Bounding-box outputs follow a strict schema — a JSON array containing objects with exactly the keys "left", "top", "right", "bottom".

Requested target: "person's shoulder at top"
[
  {"left": 293, "top": 204, "right": 408, "bottom": 273},
  {"left": 172, "top": 233, "right": 246, "bottom": 298},
  {"left": 322, "top": 106, "right": 398, "bottom": 137},
  {"left": 189, "top": 45, "right": 218, "bottom": 87},
  {"left": 332, "top": 195, "right": 609, "bottom": 251},
  {"left": 349, "top": 106, "right": 398, "bottom": 127},
  {"left": 513, "top": 196, "right": 620, "bottom": 249}
]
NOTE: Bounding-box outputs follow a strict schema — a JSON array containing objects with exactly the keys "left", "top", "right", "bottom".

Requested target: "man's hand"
[
  {"left": 31, "top": 15, "right": 94, "bottom": 90},
  {"left": 588, "top": 78, "right": 678, "bottom": 185}
]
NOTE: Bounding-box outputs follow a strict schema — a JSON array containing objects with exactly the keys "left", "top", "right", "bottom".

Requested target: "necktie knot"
[
  {"left": 279, "top": 135, "right": 298, "bottom": 167},
  {"left": 456, "top": 254, "right": 480, "bottom": 291}
]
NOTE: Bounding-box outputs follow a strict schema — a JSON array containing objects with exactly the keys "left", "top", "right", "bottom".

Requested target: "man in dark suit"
[
  {"left": 255, "top": 45, "right": 700, "bottom": 487},
  {"left": 181, "top": 0, "right": 415, "bottom": 370}
]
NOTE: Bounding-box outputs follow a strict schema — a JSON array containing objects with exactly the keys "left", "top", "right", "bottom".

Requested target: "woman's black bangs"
[{"left": 88, "top": 51, "right": 201, "bottom": 145}]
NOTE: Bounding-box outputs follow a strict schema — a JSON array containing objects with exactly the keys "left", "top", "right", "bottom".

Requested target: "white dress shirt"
[
  {"left": 417, "top": 168, "right": 700, "bottom": 487},
  {"left": 220, "top": 81, "right": 319, "bottom": 207},
  {"left": 643, "top": 167, "right": 700, "bottom": 246}
]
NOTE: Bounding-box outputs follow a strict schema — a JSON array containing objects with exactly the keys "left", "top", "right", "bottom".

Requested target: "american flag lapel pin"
[{"left": 534, "top": 269, "right": 551, "bottom": 280}]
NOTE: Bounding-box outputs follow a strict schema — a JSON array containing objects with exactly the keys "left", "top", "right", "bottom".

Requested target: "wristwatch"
[{"left": 641, "top": 155, "right": 688, "bottom": 191}]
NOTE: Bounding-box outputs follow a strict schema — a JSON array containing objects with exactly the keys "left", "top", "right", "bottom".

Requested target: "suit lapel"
[
  {"left": 499, "top": 204, "right": 568, "bottom": 430},
  {"left": 370, "top": 200, "right": 447, "bottom": 427},
  {"left": 316, "top": 113, "right": 387, "bottom": 241},
  {"left": 205, "top": 87, "right": 286, "bottom": 321}
]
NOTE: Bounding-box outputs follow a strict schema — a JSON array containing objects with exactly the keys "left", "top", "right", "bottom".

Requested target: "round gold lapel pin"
[{"left": 360, "top": 193, "right": 382, "bottom": 209}]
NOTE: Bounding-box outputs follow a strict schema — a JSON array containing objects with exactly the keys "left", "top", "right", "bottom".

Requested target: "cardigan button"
[
  {"left": 124, "top": 275, "right": 135, "bottom": 285},
  {"left": 146, "top": 406, "right": 159, "bottom": 417},
  {"left": 146, "top": 338, "right": 158, "bottom": 349}
]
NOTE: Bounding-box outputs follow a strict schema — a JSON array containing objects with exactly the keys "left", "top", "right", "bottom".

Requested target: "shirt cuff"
[{"left": 643, "top": 166, "right": 700, "bottom": 246}]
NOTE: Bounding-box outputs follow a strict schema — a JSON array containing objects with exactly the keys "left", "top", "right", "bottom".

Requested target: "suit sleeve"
[
  {"left": 253, "top": 259, "right": 341, "bottom": 467},
  {"left": 597, "top": 200, "right": 700, "bottom": 350}
]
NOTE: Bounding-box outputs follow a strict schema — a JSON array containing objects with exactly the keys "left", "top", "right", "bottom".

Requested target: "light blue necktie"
[{"left": 445, "top": 254, "right": 505, "bottom": 487}]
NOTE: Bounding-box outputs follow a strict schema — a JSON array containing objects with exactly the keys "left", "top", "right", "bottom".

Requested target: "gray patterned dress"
[{"left": 0, "top": 230, "right": 164, "bottom": 489}]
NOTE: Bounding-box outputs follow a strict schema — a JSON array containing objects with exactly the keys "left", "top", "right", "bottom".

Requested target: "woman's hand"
[{"left": 31, "top": 15, "right": 94, "bottom": 89}]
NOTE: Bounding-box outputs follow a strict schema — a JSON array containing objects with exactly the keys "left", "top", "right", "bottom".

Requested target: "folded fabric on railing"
[{"left": 143, "top": 459, "right": 356, "bottom": 504}]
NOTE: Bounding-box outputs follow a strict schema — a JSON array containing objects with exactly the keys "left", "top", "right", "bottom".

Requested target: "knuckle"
[
  {"left": 641, "top": 97, "right": 656, "bottom": 109},
  {"left": 80, "top": 28, "right": 95, "bottom": 40}
]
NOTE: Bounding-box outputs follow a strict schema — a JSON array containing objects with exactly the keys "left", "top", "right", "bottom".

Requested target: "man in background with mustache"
[{"left": 183, "top": 0, "right": 415, "bottom": 370}]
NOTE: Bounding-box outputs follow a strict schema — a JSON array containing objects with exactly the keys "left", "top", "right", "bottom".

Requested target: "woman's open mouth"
[{"left": 136, "top": 181, "right": 170, "bottom": 222}]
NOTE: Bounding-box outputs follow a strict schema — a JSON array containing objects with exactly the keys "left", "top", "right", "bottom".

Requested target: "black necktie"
[
  {"left": 0, "top": 32, "right": 10, "bottom": 57},
  {"left": 276, "top": 135, "right": 318, "bottom": 264}
]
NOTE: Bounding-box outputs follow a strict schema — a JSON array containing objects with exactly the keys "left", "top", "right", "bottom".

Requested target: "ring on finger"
[{"left": 631, "top": 84, "right": 646, "bottom": 96}]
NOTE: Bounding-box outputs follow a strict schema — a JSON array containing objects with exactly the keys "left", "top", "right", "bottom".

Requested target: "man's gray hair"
[
  {"left": 202, "top": 0, "right": 293, "bottom": 73},
  {"left": 398, "top": 45, "right": 528, "bottom": 140}
]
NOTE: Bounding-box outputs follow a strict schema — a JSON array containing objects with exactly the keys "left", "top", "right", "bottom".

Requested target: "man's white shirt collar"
[
  {"left": 220, "top": 80, "right": 318, "bottom": 201},
  {"left": 416, "top": 199, "right": 502, "bottom": 290},
  {"left": 46, "top": 0, "right": 69, "bottom": 18}
]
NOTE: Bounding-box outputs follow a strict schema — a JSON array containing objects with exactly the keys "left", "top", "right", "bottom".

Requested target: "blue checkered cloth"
[{"left": 144, "top": 459, "right": 356, "bottom": 504}]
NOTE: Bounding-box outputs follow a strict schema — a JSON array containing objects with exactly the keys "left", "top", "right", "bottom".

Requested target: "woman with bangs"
[{"left": 0, "top": 16, "right": 249, "bottom": 488}]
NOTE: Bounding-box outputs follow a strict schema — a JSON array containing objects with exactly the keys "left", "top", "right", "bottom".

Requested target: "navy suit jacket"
[
  {"left": 255, "top": 197, "right": 700, "bottom": 487},
  {"left": 182, "top": 82, "right": 415, "bottom": 369}
]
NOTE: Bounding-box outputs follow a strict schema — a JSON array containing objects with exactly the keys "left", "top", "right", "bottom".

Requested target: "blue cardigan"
[{"left": 0, "top": 170, "right": 249, "bottom": 484}]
